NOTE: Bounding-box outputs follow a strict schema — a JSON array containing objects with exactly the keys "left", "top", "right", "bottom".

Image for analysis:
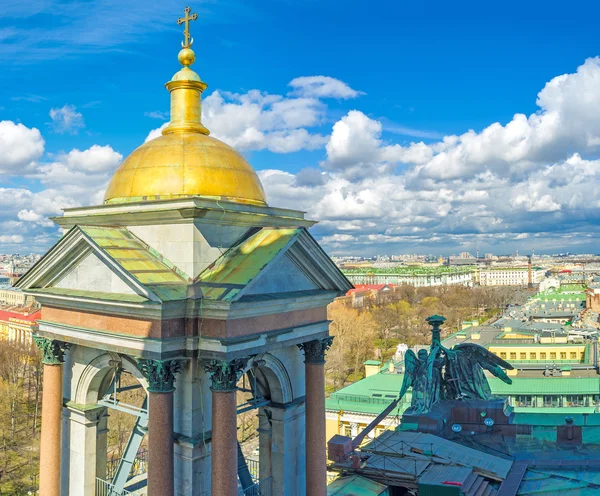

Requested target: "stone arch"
[
  {"left": 253, "top": 352, "right": 293, "bottom": 404},
  {"left": 74, "top": 352, "right": 148, "bottom": 405}
]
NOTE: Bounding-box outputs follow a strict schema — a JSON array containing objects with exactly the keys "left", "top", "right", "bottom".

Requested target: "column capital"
[
  {"left": 33, "top": 335, "right": 71, "bottom": 365},
  {"left": 138, "top": 358, "right": 185, "bottom": 393},
  {"left": 202, "top": 357, "right": 249, "bottom": 392},
  {"left": 297, "top": 336, "right": 334, "bottom": 364}
]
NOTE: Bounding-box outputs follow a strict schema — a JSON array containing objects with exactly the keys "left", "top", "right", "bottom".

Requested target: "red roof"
[
  {"left": 0, "top": 308, "right": 41, "bottom": 323},
  {"left": 346, "top": 284, "right": 394, "bottom": 295}
]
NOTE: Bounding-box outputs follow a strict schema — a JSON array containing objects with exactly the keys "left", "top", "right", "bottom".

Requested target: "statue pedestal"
[{"left": 401, "top": 398, "right": 515, "bottom": 437}]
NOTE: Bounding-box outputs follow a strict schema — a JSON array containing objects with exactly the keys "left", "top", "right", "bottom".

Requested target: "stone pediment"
[
  {"left": 195, "top": 227, "right": 353, "bottom": 302},
  {"left": 16, "top": 226, "right": 190, "bottom": 305}
]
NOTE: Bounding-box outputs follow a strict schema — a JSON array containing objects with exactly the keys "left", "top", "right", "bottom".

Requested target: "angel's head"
[{"left": 417, "top": 349, "right": 428, "bottom": 361}]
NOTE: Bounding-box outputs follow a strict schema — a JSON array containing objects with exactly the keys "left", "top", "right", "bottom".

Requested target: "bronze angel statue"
[{"left": 399, "top": 315, "right": 513, "bottom": 414}]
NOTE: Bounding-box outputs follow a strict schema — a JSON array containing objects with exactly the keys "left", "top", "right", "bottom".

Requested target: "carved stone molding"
[
  {"left": 202, "top": 357, "right": 250, "bottom": 392},
  {"left": 138, "top": 358, "right": 185, "bottom": 393},
  {"left": 33, "top": 336, "right": 71, "bottom": 365},
  {"left": 297, "top": 336, "right": 334, "bottom": 364}
]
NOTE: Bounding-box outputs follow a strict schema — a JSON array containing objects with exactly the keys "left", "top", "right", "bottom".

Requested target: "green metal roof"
[
  {"left": 31, "top": 287, "right": 147, "bottom": 303},
  {"left": 488, "top": 377, "right": 600, "bottom": 395},
  {"left": 364, "top": 360, "right": 382, "bottom": 366},
  {"left": 327, "top": 372, "right": 600, "bottom": 416},
  {"left": 327, "top": 475, "right": 388, "bottom": 495},
  {"left": 326, "top": 372, "right": 406, "bottom": 415},
  {"left": 80, "top": 226, "right": 189, "bottom": 302},
  {"left": 196, "top": 228, "right": 300, "bottom": 301}
]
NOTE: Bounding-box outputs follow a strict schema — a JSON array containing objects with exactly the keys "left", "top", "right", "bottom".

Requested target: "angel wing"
[
  {"left": 399, "top": 349, "right": 419, "bottom": 399},
  {"left": 453, "top": 342, "right": 513, "bottom": 384}
]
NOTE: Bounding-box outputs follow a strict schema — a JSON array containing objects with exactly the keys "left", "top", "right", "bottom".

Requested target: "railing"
[
  {"left": 239, "top": 477, "right": 272, "bottom": 496},
  {"left": 329, "top": 393, "right": 398, "bottom": 404},
  {"left": 96, "top": 478, "right": 141, "bottom": 496},
  {"left": 106, "top": 449, "right": 148, "bottom": 482},
  {"left": 245, "top": 458, "right": 259, "bottom": 481}
]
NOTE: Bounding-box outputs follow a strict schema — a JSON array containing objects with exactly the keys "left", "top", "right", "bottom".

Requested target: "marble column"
[
  {"left": 298, "top": 337, "right": 333, "bottom": 496},
  {"left": 138, "top": 359, "right": 184, "bottom": 496},
  {"left": 203, "top": 358, "right": 249, "bottom": 496},
  {"left": 33, "top": 336, "right": 71, "bottom": 496}
]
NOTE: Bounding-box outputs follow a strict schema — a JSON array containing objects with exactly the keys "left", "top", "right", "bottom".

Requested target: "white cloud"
[
  {"left": 288, "top": 76, "right": 364, "bottom": 100},
  {"left": 0, "top": 235, "right": 24, "bottom": 244},
  {"left": 17, "top": 210, "right": 42, "bottom": 222},
  {"left": 49, "top": 104, "right": 85, "bottom": 134},
  {"left": 0, "top": 120, "right": 44, "bottom": 174},
  {"left": 144, "top": 111, "right": 168, "bottom": 120},
  {"left": 146, "top": 89, "right": 328, "bottom": 152},
  {"left": 10, "top": 60, "right": 600, "bottom": 256},
  {"left": 145, "top": 123, "right": 168, "bottom": 142}
]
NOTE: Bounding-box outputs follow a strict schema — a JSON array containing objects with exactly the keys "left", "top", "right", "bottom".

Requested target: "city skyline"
[{"left": 3, "top": 1, "right": 600, "bottom": 256}]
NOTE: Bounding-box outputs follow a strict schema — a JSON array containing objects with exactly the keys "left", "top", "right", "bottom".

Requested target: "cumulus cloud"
[
  {"left": 0, "top": 235, "right": 24, "bottom": 244},
  {"left": 288, "top": 76, "right": 364, "bottom": 100},
  {"left": 49, "top": 104, "right": 85, "bottom": 134},
  {"left": 0, "top": 120, "right": 45, "bottom": 174},
  {"left": 258, "top": 58, "right": 600, "bottom": 255},
  {"left": 145, "top": 87, "right": 333, "bottom": 152},
  {"left": 10, "top": 60, "right": 600, "bottom": 255}
]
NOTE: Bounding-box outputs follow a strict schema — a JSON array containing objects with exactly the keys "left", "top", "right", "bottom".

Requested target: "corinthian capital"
[
  {"left": 202, "top": 357, "right": 250, "bottom": 392},
  {"left": 138, "top": 358, "right": 185, "bottom": 393},
  {"left": 33, "top": 336, "right": 71, "bottom": 365},
  {"left": 297, "top": 336, "right": 334, "bottom": 364}
]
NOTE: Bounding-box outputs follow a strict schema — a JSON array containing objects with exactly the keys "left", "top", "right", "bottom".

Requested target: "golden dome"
[{"left": 103, "top": 13, "right": 266, "bottom": 206}]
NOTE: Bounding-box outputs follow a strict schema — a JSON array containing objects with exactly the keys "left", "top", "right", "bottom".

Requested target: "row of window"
[
  {"left": 514, "top": 395, "right": 593, "bottom": 407},
  {"left": 498, "top": 351, "right": 583, "bottom": 360}
]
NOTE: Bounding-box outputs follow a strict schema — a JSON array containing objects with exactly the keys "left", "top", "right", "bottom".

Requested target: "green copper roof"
[
  {"left": 326, "top": 372, "right": 407, "bottom": 415},
  {"left": 327, "top": 475, "right": 388, "bottom": 495},
  {"left": 80, "top": 226, "right": 189, "bottom": 302},
  {"left": 31, "top": 287, "right": 147, "bottom": 303},
  {"left": 196, "top": 228, "right": 300, "bottom": 301},
  {"left": 488, "top": 376, "right": 600, "bottom": 395}
]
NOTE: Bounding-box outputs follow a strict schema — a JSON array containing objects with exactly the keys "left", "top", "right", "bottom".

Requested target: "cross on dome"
[{"left": 177, "top": 6, "right": 198, "bottom": 49}]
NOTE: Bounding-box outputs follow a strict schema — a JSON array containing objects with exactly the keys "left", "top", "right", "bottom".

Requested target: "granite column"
[
  {"left": 33, "top": 336, "right": 71, "bottom": 496},
  {"left": 139, "top": 359, "right": 184, "bottom": 496},
  {"left": 298, "top": 337, "right": 333, "bottom": 496},
  {"left": 203, "top": 358, "right": 249, "bottom": 496}
]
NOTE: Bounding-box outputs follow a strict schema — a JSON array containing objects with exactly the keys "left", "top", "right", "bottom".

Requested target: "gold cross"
[{"left": 177, "top": 6, "right": 198, "bottom": 49}]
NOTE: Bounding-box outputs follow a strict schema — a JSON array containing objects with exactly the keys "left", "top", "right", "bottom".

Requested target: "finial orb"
[{"left": 178, "top": 48, "right": 196, "bottom": 67}]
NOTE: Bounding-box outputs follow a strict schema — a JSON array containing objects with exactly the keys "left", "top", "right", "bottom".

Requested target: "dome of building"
[{"left": 103, "top": 45, "right": 266, "bottom": 206}]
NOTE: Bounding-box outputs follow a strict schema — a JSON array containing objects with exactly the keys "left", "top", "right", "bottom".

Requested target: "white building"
[{"left": 479, "top": 267, "right": 545, "bottom": 287}]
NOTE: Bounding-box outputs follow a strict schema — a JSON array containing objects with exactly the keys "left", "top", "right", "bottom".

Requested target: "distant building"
[
  {"left": 0, "top": 285, "right": 35, "bottom": 306},
  {"left": 0, "top": 306, "right": 40, "bottom": 343},
  {"left": 479, "top": 267, "right": 545, "bottom": 286},
  {"left": 343, "top": 266, "right": 474, "bottom": 287}
]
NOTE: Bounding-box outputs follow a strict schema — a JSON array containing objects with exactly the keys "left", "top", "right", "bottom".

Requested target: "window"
[
  {"left": 550, "top": 352, "right": 557, "bottom": 359},
  {"left": 543, "top": 395, "right": 558, "bottom": 407},
  {"left": 566, "top": 395, "right": 585, "bottom": 407},
  {"left": 560, "top": 352, "right": 567, "bottom": 360},
  {"left": 343, "top": 425, "right": 352, "bottom": 437},
  {"left": 530, "top": 353, "right": 537, "bottom": 360},
  {"left": 520, "top": 353, "right": 526, "bottom": 360},
  {"left": 571, "top": 352, "right": 577, "bottom": 359},
  {"left": 516, "top": 395, "right": 533, "bottom": 407},
  {"left": 500, "top": 352, "right": 507, "bottom": 359},
  {"left": 540, "top": 352, "right": 547, "bottom": 359},
  {"left": 510, "top": 352, "right": 517, "bottom": 359}
]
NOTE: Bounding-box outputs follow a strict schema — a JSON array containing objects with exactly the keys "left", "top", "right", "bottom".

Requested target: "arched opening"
[
  {"left": 71, "top": 353, "right": 148, "bottom": 495},
  {"left": 235, "top": 353, "right": 294, "bottom": 495}
]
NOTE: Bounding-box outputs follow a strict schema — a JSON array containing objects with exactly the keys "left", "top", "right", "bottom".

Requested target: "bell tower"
[{"left": 17, "top": 8, "right": 352, "bottom": 496}]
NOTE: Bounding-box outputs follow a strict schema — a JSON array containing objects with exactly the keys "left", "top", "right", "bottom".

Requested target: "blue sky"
[{"left": 2, "top": 0, "right": 600, "bottom": 256}]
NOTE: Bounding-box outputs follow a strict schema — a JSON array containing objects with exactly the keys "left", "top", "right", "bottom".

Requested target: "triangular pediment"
[
  {"left": 17, "top": 226, "right": 188, "bottom": 304},
  {"left": 195, "top": 227, "right": 353, "bottom": 301},
  {"left": 53, "top": 250, "right": 138, "bottom": 295}
]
